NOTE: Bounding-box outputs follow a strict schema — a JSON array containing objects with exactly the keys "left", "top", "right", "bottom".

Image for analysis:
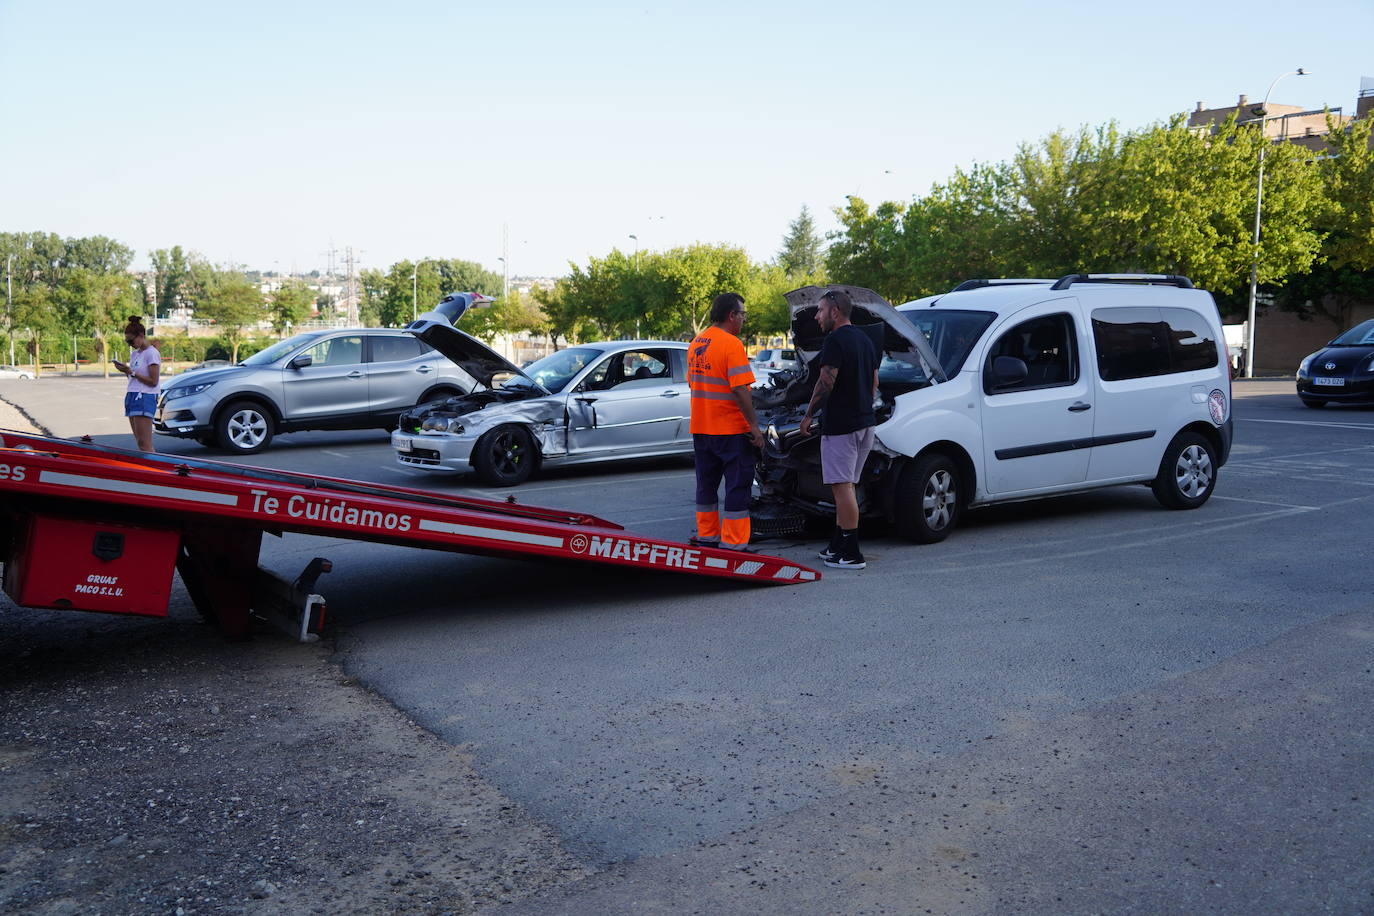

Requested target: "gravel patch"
[{"left": 0, "top": 601, "right": 591, "bottom": 914}]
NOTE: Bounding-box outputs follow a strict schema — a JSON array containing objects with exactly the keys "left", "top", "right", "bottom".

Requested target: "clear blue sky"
[{"left": 2, "top": 0, "right": 1370, "bottom": 279}]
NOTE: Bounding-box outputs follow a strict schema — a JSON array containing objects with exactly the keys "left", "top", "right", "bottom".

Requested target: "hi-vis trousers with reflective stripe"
[{"left": 693, "top": 433, "right": 754, "bottom": 548}]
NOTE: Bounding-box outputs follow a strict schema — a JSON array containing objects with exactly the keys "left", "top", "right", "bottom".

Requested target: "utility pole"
[{"left": 344, "top": 246, "right": 361, "bottom": 326}]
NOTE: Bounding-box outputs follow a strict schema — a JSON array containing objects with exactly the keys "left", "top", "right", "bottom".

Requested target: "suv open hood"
[
  {"left": 404, "top": 292, "right": 550, "bottom": 394},
  {"left": 785, "top": 285, "right": 947, "bottom": 384}
]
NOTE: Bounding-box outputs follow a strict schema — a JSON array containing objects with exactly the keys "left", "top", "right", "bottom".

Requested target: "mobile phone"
[{"left": 113, "top": 359, "right": 128, "bottom": 372}]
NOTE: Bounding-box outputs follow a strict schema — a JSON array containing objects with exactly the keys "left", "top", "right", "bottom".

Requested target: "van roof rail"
[
  {"left": 1051, "top": 273, "right": 1194, "bottom": 291},
  {"left": 949, "top": 278, "right": 1051, "bottom": 292}
]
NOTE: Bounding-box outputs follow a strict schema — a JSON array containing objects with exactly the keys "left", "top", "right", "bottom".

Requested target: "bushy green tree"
[
  {"left": 778, "top": 205, "right": 824, "bottom": 277},
  {"left": 197, "top": 269, "right": 266, "bottom": 362},
  {"left": 270, "top": 280, "right": 316, "bottom": 336}
]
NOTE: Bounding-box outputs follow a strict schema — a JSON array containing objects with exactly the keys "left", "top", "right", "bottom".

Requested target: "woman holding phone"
[{"left": 114, "top": 316, "right": 161, "bottom": 451}]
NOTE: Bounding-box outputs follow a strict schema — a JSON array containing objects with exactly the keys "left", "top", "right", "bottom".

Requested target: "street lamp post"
[
  {"left": 497, "top": 256, "right": 508, "bottom": 299},
  {"left": 410, "top": 258, "right": 427, "bottom": 323},
  {"left": 628, "top": 234, "right": 639, "bottom": 270},
  {"left": 5, "top": 254, "right": 13, "bottom": 367},
  {"left": 1245, "top": 67, "right": 1308, "bottom": 378}
]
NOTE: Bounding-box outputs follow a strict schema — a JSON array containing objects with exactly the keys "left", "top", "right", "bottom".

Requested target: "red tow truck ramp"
[{"left": 0, "top": 431, "right": 818, "bottom": 639}]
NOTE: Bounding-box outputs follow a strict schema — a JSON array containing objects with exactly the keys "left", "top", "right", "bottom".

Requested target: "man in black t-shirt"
[{"left": 799, "top": 288, "right": 880, "bottom": 569}]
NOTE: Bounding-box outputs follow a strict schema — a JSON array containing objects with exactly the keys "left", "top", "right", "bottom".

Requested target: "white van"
[{"left": 751, "top": 276, "right": 1234, "bottom": 542}]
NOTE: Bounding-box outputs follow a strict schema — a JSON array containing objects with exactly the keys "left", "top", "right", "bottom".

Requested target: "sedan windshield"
[
  {"left": 897, "top": 309, "right": 997, "bottom": 376},
  {"left": 1330, "top": 319, "right": 1374, "bottom": 346},
  {"left": 241, "top": 333, "right": 321, "bottom": 367},
  {"left": 510, "top": 347, "right": 602, "bottom": 394}
]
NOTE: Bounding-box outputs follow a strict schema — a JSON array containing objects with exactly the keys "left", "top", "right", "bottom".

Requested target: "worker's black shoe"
[
  {"left": 722, "top": 542, "right": 758, "bottom": 553},
  {"left": 688, "top": 535, "right": 720, "bottom": 548}
]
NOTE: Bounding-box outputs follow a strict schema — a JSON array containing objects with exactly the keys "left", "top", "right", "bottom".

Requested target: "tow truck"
[{"left": 0, "top": 430, "right": 818, "bottom": 641}]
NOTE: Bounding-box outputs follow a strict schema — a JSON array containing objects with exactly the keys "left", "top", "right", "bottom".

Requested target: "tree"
[
  {"left": 270, "top": 280, "right": 315, "bottom": 336},
  {"left": 824, "top": 197, "right": 911, "bottom": 302},
  {"left": 197, "top": 270, "right": 265, "bottom": 362},
  {"left": 778, "top": 206, "right": 824, "bottom": 277},
  {"left": 149, "top": 246, "right": 191, "bottom": 319},
  {"left": 1274, "top": 113, "right": 1374, "bottom": 332}
]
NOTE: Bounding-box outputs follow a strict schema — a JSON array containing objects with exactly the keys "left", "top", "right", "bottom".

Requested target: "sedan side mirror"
[
  {"left": 991, "top": 355, "right": 1028, "bottom": 387},
  {"left": 289, "top": 354, "right": 313, "bottom": 370}
]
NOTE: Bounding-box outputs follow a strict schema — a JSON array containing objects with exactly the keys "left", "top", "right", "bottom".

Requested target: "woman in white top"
[{"left": 114, "top": 315, "right": 161, "bottom": 451}]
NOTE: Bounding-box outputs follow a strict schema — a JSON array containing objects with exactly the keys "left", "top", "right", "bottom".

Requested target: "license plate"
[
  {"left": 1314, "top": 376, "right": 1345, "bottom": 387},
  {"left": 394, "top": 436, "right": 413, "bottom": 451}
]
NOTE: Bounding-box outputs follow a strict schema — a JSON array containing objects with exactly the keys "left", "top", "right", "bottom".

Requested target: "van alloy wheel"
[
  {"left": 895, "top": 453, "right": 961, "bottom": 543},
  {"left": 1152, "top": 431, "right": 1216, "bottom": 510}
]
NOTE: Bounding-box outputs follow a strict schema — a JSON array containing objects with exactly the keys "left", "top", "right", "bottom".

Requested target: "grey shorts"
[{"left": 821, "top": 427, "right": 875, "bottom": 485}]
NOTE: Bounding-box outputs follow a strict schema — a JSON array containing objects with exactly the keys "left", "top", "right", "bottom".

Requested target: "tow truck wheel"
[
  {"left": 473, "top": 425, "right": 537, "bottom": 486},
  {"left": 894, "top": 453, "right": 961, "bottom": 543},
  {"left": 216, "top": 401, "right": 274, "bottom": 454}
]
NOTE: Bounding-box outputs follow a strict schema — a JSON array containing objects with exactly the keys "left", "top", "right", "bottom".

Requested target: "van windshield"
[{"left": 898, "top": 309, "right": 997, "bottom": 375}]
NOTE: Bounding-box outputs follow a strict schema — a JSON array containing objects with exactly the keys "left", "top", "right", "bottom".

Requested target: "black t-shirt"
[{"left": 818, "top": 324, "right": 879, "bottom": 435}]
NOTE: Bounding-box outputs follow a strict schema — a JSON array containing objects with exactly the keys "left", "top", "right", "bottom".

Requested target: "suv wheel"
[
  {"left": 1152, "top": 431, "right": 1216, "bottom": 509},
  {"left": 473, "top": 425, "right": 537, "bottom": 486},
  {"left": 894, "top": 453, "right": 961, "bottom": 543},
  {"left": 216, "top": 401, "right": 274, "bottom": 454}
]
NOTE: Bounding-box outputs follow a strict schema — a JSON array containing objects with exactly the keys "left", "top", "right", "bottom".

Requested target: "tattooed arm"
[{"left": 798, "top": 364, "right": 838, "bottom": 437}]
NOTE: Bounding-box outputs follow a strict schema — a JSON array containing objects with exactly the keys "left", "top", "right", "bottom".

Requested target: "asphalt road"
[{"left": 2, "top": 377, "right": 1371, "bottom": 913}]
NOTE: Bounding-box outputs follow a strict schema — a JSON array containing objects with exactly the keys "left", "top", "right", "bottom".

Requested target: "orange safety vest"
[{"left": 688, "top": 326, "right": 754, "bottom": 435}]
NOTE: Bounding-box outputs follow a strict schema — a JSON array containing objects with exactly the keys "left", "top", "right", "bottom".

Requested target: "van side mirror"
[
  {"left": 289, "top": 354, "right": 313, "bottom": 370},
  {"left": 991, "top": 355, "right": 1028, "bottom": 387}
]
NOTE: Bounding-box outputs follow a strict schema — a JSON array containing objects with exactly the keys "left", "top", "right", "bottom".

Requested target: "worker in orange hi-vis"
[{"left": 687, "top": 292, "right": 765, "bottom": 551}]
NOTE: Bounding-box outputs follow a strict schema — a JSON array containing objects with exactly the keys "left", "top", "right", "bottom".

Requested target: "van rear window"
[{"left": 1091, "top": 307, "right": 1218, "bottom": 381}]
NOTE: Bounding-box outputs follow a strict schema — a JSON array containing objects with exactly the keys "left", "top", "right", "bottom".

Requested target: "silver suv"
[{"left": 155, "top": 329, "right": 472, "bottom": 454}]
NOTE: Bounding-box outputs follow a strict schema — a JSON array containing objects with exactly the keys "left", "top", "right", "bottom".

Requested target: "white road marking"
[
  {"left": 39, "top": 470, "right": 239, "bottom": 506},
  {"left": 1241, "top": 418, "right": 1374, "bottom": 431},
  {"left": 321, "top": 450, "right": 351, "bottom": 459},
  {"left": 1210, "top": 494, "right": 1320, "bottom": 510},
  {"left": 416, "top": 518, "right": 565, "bottom": 548}
]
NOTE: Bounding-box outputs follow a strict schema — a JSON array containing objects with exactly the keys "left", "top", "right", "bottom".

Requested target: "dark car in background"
[{"left": 1295, "top": 318, "right": 1374, "bottom": 408}]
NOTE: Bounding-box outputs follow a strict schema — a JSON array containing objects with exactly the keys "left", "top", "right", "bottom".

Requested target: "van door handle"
[{"left": 1068, "top": 401, "right": 1091, "bottom": 412}]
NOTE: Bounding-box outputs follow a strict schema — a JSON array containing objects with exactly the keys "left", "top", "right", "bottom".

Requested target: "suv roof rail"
[
  {"left": 949, "top": 278, "right": 1051, "bottom": 292},
  {"left": 1050, "top": 273, "right": 1195, "bottom": 291}
]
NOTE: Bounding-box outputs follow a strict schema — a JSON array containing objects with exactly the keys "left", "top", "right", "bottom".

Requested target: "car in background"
[
  {"left": 394, "top": 296, "right": 692, "bottom": 485},
  {"left": 1295, "top": 317, "right": 1374, "bottom": 408},
  {"left": 751, "top": 348, "right": 800, "bottom": 374},
  {"left": 0, "top": 365, "right": 34, "bottom": 380},
  {"left": 155, "top": 328, "right": 473, "bottom": 453}
]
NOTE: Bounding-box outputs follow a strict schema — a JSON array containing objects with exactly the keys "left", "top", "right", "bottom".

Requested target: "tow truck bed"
[{"left": 0, "top": 431, "right": 817, "bottom": 638}]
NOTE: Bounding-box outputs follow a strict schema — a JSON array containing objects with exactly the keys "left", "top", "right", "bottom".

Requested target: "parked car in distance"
[
  {"left": 751, "top": 348, "right": 800, "bottom": 373},
  {"left": 155, "top": 328, "right": 474, "bottom": 453},
  {"left": 752, "top": 276, "right": 1234, "bottom": 543},
  {"left": 1295, "top": 317, "right": 1374, "bottom": 407},
  {"left": 394, "top": 296, "right": 692, "bottom": 485},
  {"left": 0, "top": 365, "right": 34, "bottom": 380}
]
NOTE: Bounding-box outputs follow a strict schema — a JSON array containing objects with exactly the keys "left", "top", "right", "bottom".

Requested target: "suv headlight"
[
  {"left": 421, "top": 416, "right": 465, "bottom": 434},
  {"left": 164, "top": 382, "right": 215, "bottom": 401}
]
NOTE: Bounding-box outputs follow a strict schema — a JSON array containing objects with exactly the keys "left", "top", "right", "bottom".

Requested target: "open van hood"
[
  {"left": 404, "top": 292, "right": 550, "bottom": 394},
  {"left": 785, "top": 285, "right": 947, "bottom": 384}
]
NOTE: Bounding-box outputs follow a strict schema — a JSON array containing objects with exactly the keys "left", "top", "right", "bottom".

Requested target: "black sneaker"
[
  {"left": 818, "top": 528, "right": 843, "bottom": 561},
  {"left": 824, "top": 538, "right": 866, "bottom": 569}
]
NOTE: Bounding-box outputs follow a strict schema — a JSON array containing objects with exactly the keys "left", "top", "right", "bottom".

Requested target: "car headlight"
[
  {"left": 164, "top": 382, "right": 215, "bottom": 401},
  {"left": 421, "top": 416, "right": 465, "bottom": 434},
  {"left": 1297, "top": 353, "right": 1317, "bottom": 375}
]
